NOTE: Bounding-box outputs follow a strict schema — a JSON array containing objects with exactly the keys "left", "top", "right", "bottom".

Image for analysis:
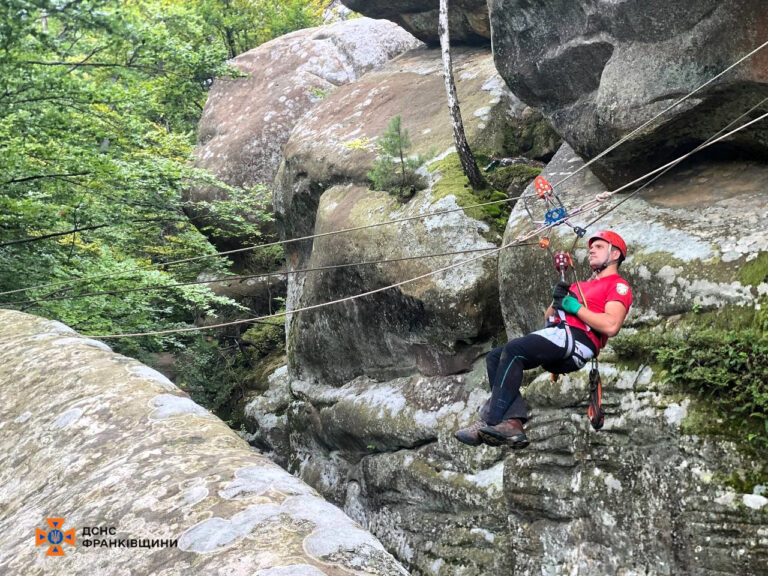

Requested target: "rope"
[
  {"left": 89, "top": 223, "right": 557, "bottom": 339},
  {"left": 0, "top": 193, "right": 525, "bottom": 298},
  {"left": 550, "top": 38, "right": 768, "bottom": 190},
  {"left": 6, "top": 39, "right": 767, "bottom": 301},
  {"left": 9, "top": 246, "right": 540, "bottom": 308},
  {"left": 86, "top": 104, "right": 768, "bottom": 339}
]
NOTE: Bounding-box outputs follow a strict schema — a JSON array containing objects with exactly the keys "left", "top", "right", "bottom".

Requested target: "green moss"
[
  {"left": 242, "top": 315, "right": 286, "bottom": 359},
  {"left": 486, "top": 164, "right": 542, "bottom": 194},
  {"left": 614, "top": 308, "right": 768, "bottom": 450},
  {"left": 739, "top": 251, "right": 768, "bottom": 287},
  {"left": 428, "top": 152, "right": 535, "bottom": 237},
  {"left": 502, "top": 112, "right": 561, "bottom": 161}
]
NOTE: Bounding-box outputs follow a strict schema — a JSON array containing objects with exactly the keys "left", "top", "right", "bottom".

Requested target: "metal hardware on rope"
[{"left": 544, "top": 206, "right": 568, "bottom": 225}]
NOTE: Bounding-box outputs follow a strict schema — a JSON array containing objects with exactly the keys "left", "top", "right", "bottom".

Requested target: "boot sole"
[
  {"left": 478, "top": 429, "right": 530, "bottom": 449},
  {"left": 454, "top": 432, "right": 483, "bottom": 447}
]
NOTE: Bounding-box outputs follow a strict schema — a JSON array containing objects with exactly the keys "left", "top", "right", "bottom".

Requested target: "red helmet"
[{"left": 588, "top": 230, "right": 627, "bottom": 259}]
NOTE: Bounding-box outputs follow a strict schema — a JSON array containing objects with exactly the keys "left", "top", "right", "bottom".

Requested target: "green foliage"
[
  {"left": 174, "top": 335, "right": 248, "bottom": 424},
  {"left": 242, "top": 316, "right": 286, "bottom": 359},
  {"left": 367, "top": 116, "right": 427, "bottom": 200},
  {"left": 614, "top": 323, "right": 768, "bottom": 449},
  {"left": 194, "top": 0, "right": 323, "bottom": 58},
  {"left": 186, "top": 184, "right": 273, "bottom": 243},
  {"left": 0, "top": 0, "right": 318, "bottom": 404}
]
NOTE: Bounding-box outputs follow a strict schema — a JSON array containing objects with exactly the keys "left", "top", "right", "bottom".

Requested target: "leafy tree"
[
  {"left": 0, "top": 0, "right": 321, "bottom": 366},
  {"left": 367, "top": 116, "right": 427, "bottom": 200},
  {"left": 195, "top": 0, "right": 325, "bottom": 58}
]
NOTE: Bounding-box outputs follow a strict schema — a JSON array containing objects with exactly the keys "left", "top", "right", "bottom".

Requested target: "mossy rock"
[{"left": 429, "top": 152, "right": 539, "bottom": 239}]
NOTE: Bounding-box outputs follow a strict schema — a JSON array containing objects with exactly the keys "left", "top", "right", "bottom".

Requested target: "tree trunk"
[{"left": 438, "top": 0, "right": 485, "bottom": 190}]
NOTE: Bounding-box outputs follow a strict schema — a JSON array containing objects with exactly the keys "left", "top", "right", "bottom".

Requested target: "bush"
[
  {"left": 174, "top": 335, "right": 248, "bottom": 424},
  {"left": 614, "top": 327, "right": 768, "bottom": 447}
]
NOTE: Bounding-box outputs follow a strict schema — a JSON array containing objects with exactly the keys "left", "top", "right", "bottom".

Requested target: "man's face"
[{"left": 589, "top": 239, "right": 614, "bottom": 267}]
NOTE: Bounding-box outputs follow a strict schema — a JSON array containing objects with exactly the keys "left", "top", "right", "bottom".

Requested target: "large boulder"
[
  {"left": 489, "top": 0, "right": 768, "bottom": 188},
  {"left": 0, "top": 310, "right": 407, "bottom": 575},
  {"left": 275, "top": 46, "right": 557, "bottom": 385},
  {"left": 286, "top": 184, "right": 500, "bottom": 385},
  {"left": 341, "top": 0, "right": 491, "bottom": 46},
  {"left": 498, "top": 144, "right": 768, "bottom": 337},
  {"left": 188, "top": 17, "right": 421, "bottom": 251}
]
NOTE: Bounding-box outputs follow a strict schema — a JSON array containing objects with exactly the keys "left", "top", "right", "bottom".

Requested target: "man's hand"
[
  {"left": 557, "top": 295, "right": 582, "bottom": 315},
  {"left": 552, "top": 280, "right": 570, "bottom": 305}
]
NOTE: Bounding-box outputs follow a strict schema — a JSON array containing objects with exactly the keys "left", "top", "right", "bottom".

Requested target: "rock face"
[
  {"left": 499, "top": 143, "right": 768, "bottom": 337},
  {"left": 247, "top": 361, "right": 516, "bottom": 575},
  {"left": 188, "top": 17, "right": 421, "bottom": 249},
  {"left": 0, "top": 310, "right": 406, "bottom": 576},
  {"left": 489, "top": 0, "right": 768, "bottom": 188},
  {"left": 341, "top": 0, "right": 491, "bottom": 46},
  {"left": 503, "top": 366, "right": 768, "bottom": 575},
  {"left": 275, "top": 47, "right": 550, "bottom": 385},
  {"left": 246, "top": 358, "right": 768, "bottom": 575},
  {"left": 285, "top": 184, "right": 499, "bottom": 385}
]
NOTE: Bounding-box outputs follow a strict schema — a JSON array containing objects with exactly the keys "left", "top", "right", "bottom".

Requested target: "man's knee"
[{"left": 502, "top": 337, "right": 527, "bottom": 358}]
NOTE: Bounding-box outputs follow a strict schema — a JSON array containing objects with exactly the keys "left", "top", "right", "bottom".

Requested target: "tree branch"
[{"left": 2, "top": 172, "right": 90, "bottom": 186}]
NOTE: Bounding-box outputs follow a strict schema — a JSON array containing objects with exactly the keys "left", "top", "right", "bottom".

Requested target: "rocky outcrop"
[
  {"left": 489, "top": 0, "right": 768, "bottom": 188},
  {"left": 0, "top": 310, "right": 406, "bottom": 576},
  {"left": 341, "top": 0, "right": 491, "bottom": 46},
  {"left": 499, "top": 144, "right": 768, "bottom": 336},
  {"left": 504, "top": 365, "right": 768, "bottom": 575},
  {"left": 188, "top": 17, "right": 421, "bottom": 250},
  {"left": 275, "top": 46, "right": 555, "bottom": 385},
  {"left": 286, "top": 183, "right": 500, "bottom": 385},
  {"left": 246, "top": 360, "right": 516, "bottom": 575},
  {"left": 245, "top": 358, "right": 768, "bottom": 575}
]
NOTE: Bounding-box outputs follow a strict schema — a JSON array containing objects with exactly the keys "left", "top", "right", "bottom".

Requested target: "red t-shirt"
[{"left": 561, "top": 274, "right": 632, "bottom": 353}]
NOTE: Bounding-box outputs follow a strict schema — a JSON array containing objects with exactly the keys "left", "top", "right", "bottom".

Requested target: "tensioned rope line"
[
  {"left": 561, "top": 96, "right": 768, "bottom": 254},
  {"left": 87, "top": 107, "right": 768, "bottom": 339},
  {"left": 9, "top": 245, "right": 536, "bottom": 308},
  {"left": 6, "top": 40, "right": 768, "bottom": 300},
  {"left": 89, "top": 223, "right": 562, "bottom": 339},
  {"left": 549, "top": 38, "right": 768, "bottom": 191},
  {"left": 583, "top": 104, "right": 768, "bottom": 229},
  {"left": 30, "top": 89, "right": 756, "bottom": 307},
  {"left": 0, "top": 193, "right": 527, "bottom": 299}
]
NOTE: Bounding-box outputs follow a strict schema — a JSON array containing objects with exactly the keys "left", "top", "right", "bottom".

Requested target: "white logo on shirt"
[{"left": 616, "top": 283, "right": 629, "bottom": 295}]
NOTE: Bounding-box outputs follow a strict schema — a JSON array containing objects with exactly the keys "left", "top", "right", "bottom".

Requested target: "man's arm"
[{"left": 570, "top": 301, "right": 628, "bottom": 337}]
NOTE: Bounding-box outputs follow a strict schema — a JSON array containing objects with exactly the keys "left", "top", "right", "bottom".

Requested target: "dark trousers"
[{"left": 479, "top": 328, "right": 589, "bottom": 425}]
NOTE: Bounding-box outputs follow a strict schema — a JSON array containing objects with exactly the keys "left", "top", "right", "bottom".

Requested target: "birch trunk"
[{"left": 438, "top": 0, "right": 485, "bottom": 190}]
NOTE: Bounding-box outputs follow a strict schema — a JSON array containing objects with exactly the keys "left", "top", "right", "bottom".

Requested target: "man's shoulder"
[{"left": 613, "top": 277, "right": 632, "bottom": 296}]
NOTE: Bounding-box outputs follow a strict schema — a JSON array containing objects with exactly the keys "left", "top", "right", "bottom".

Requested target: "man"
[{"left": 455, "top": 230, "right": 633, "bottom": 448}]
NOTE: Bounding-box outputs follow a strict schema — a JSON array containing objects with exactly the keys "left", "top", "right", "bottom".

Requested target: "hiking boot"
[
  {"left": 478, "top": 418, "right": 529, "bottom": 449},
  {"left": 454, "top": 420, "right": 487, "bottom": 446}
]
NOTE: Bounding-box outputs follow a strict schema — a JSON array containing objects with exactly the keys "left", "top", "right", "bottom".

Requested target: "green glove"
[{"left": 559, "top": 295, "right": 582, "bottom": 315}]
